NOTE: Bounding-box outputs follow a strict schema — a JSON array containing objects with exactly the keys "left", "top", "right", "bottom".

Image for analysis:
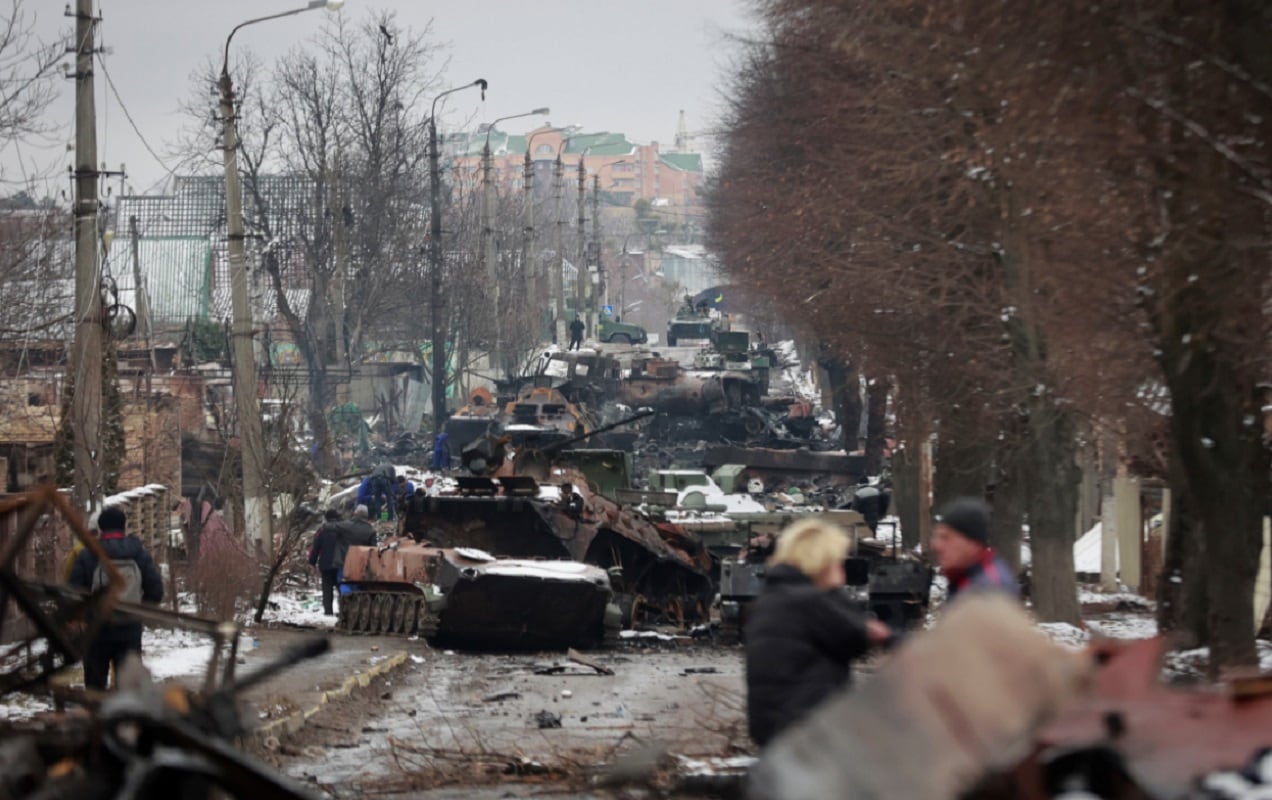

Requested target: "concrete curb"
[{"left": 254, "top": 651, "right": 409, "bottom": 744}]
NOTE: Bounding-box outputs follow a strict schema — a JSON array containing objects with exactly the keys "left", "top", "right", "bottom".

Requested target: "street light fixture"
[
  {"left": 219, "top": 0, "right": 343, "bottom": 556},
  {"left": 428, "top": 79, "right": 488, "bottom": 432}
]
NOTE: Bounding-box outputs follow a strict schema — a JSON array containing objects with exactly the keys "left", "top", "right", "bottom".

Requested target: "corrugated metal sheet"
[{"left": 107, "top": 237, "right": 212, "bottom": 325}]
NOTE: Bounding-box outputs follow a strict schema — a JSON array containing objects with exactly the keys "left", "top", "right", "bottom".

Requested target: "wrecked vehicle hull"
[
  {"left": 409, "top": 482, "right": 715, "bottom": 628},
  {"left": 338, "top": 542, "right": 618, "bottom": 650}
]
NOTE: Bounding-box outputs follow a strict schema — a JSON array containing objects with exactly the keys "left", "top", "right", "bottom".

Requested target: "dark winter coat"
[
  {"left": 68, "top": 531, "right": 164, "bottom": 642},
  {"left": 333, "top": 519, "right": 377, "bottom": 568},
  {"left": 744, "top": 564, "right": 871, "bottom": 747},
  {"left": 945, "top": 549, "right": 1019, "bottom": 603},
  {"left": 308, "top": 523, "right": 342, "bottom": 571},
  {"left": 568, "top": 319, "right": 585, "bottom": 339}
]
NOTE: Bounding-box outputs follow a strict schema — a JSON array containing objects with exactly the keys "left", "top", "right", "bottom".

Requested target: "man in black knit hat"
[{"left": 931, "top": 497, "right": 1019, "bottom": 603}]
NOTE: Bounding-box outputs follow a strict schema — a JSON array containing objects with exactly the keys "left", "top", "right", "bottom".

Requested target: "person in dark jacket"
[
  {"left": 68, "top": 506, "right": 164, "bottom": 691},
  {"left": 308, "top": 509, "right": 343, "bottom": 616},
  {"left": 335, "top": 505, "right": 378, "bottom": 565},
  {"left": 744, "top": 519, "right": 892, "bottom": 747},
  {"left": 369, "top": 463, "right": 396, "bottom": 520},
  {"left": 932, "top": 496, "right": 1020, "bottom": 603},
  {"left": 568, "top": 316, "right": 585, "bottom": 351},
  {"left": 850, "top": 478, "right": 888, "bottom": 534},
  {"left": 401, "top": 488, "right": 430, "bottom": 542}
]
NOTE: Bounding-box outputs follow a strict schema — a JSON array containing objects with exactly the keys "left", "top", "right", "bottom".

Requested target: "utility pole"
[
  {"left": 522, "top": 150, "right": 536, "bottom": 338},
  {"left": 553, "top": 154, "right": 565, "bottom": 345},
  {"left": 128, "top": 216, "right": 156, "bottom": 372},
  {"left": 69, "top": 0, "right": 102, "bottom": 512},
  {"left": 576, "top": 158, "right": 587, "bottom": 338},
  {"left": 220, "top": 58, "right": 272, "bottom": 559},
  {"left": 592, "top": 173, "right": 604, "bottom": 318},
  {"left": 428, "top": 79, "right": 487, "bottom": 432},
  {"left": 481, "top": 143, "right": 499, "bottom": 375}
]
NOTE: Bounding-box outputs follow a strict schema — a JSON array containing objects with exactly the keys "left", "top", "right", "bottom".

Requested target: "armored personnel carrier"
[{"left": 337, "top": 539, "right": 619, "bottom": 649}]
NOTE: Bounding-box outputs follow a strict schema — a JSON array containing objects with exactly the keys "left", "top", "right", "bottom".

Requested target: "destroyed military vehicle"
[
  {"left": 337, "top": 540, "right": 619, "bottom": 649},
  {"left": 715, "top": 509, "right": 933, "bottom": 643}
]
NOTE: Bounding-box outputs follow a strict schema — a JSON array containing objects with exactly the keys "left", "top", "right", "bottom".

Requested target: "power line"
[{"left": 95, "top": 51, "right": 173, "bottom": 180}]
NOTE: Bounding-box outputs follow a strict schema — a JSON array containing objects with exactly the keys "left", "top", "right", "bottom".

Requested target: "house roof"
[
  {"left": 106, "top": 237, "right": 213, "bottom": 326},
  {"left": 659, "top": 152, "right": 704, "bottom": 173},
  {"left": 562, "top": 132, "right": 637, "bottom": 157}
]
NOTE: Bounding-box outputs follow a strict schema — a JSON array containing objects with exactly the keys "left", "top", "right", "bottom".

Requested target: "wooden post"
[{"left": 1113, "top": 474, "right": 1141, "bottom": 591}]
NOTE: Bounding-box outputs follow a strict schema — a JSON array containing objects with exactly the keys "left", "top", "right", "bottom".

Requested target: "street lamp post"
[
  {"left": 524, "top": 126, "right": 564, "bottom": 340},
  {"left": 219, "top": 0, "right": 343, "bottom": 557},
  {"left": 428, "top": 79, "right": 488, "bottom": 432},
  {"left": 481, "top": 109, "right": 547, "bottom": 376}
]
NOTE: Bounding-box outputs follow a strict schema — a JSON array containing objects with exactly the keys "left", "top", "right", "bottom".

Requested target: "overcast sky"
[{"left": 5, "top": 0, "right": 756, "bottom": 197}]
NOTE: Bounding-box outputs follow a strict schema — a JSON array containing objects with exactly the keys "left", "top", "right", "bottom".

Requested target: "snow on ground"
[{"left": 254, "top": 590, "right": 338, "bottom": 630}]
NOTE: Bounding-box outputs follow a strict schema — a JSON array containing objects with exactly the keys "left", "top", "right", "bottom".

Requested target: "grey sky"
[{"left": 5, "top": 0, "right": 756, "bottom": 197}]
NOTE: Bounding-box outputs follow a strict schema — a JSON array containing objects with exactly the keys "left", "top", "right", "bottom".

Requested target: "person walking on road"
[
  {"left": 308, "top": 509, "right": 343, "bottom": 616},
  {"left": 931, "top": 497, "right": 1019, "bottom": 603},
  {"left": 68, "top": 506, "right": 164, "bottom": 691},
  {"left": 568, "top": 315, "right": 585, "bottom": 351},
  {"left": 744, "top": 519, "right": 892, "bottom": 747}
]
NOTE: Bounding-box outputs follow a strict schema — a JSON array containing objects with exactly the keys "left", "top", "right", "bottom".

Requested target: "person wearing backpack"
[{"left": 68, "top": 506, "right": 164, "bottom": 690}]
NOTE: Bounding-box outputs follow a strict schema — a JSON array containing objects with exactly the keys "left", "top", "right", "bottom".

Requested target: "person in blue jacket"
[
  {"left": 431, "top": 432, "right": 450, "bottom": 471},
  {"left": 931, "top": 496, "right": 1020, "bottom": 603}
]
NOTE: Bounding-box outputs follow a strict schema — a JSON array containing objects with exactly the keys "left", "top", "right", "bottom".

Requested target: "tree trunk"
[
  {"left": 864, "top": 377, "right": 889, "bottom": 475},
  {"left": 933, "top": 402, "right": 992, "bottom": 507},
  {"left": 820, "top": 355, "right": 862, "bottom": 452},
  {"left": 892, "top": 444, "right": 921, "bottom": 551},
  {"left": 1023, "top": 402, "right": 1082, "bottom": 625},
  {"left": 1168, "top": 377, "right": 1263, "bottom": 671},
  {"left": 989, "top": 470, "right": 1026, "bottom": 577},
  {"left": 1156, "top": 460, "right": 1208, "bottom": 647}
]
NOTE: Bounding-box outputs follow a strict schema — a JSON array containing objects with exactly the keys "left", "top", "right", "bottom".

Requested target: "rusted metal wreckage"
[
  {"left": 0, "top": 485, "right": 326, "bottom": 800},
  {"left": 378, "top": 471, "right": 714, "bottom": 629},
  {"left": 337, "top": 541, "right": 619, "bottom": 649},
  {"left": 748, "top": 595, "right": 1272, "bottom": 800}
]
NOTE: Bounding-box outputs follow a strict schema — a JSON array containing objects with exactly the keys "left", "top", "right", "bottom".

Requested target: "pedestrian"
[
  {"left": 851, "top": 478, "right": 887, "bottom": 535},
  {"left": 369, "top": 463, "right": 396, "bottom": 520},
  {"left": 931, "top": 496, "right": 1019, "bottom": 602},
  {"left": 356, "top": 475, "right": 375, "bottom": 513},
  {"left": 744, "top": 519, "right": 892, "bottom": 747},
  {"left": 393, "top": 475, "right": 415, "bottom": 517},
  {"left": 431, "top": 432, "right": 450, "bottom": 472},
  {"left": 402, "top": 487, "right": 430, "bottom": 542},
  {"left": 568, "top": 315, "right": 585, "bottom": 351},
  {"left": 337, "top": 505, "right": 378, "bottom": 555},
  {"left": 308, "top": 509, "right": 343, "bottom": 616},
  {"left": 68, "top": 506, "right": 164, "bottom": 691}
]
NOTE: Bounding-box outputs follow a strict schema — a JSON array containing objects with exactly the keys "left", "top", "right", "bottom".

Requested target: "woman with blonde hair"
[{"left": 744, "top": 518, "right": 891, "bottom": 746}]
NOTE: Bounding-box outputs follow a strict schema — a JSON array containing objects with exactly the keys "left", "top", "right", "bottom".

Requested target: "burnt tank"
[{"left": 338, "top": 539, "right": 619, "bottom": 650}]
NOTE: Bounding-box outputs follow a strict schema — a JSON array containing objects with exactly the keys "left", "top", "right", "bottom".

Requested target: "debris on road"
[{"left": 534, "top": 710, "right": 563, "bottom": 729}]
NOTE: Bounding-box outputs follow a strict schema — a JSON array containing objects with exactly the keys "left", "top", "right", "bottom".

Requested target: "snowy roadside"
[{"left": 0, "top": 587, "right": 335, "bottom": 723}]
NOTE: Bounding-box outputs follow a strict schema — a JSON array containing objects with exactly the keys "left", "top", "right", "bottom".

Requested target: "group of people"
[{"left": 744, "top": 495, "right": 1016, "bottom": 746}]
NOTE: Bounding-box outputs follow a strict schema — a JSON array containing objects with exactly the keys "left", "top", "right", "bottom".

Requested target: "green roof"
[
  {"left": 562, "top": 132, "right": 637, "bottom": 157},
  {"left": 115, "top": 237, "right": 213, "bottom": 325},
  {"left": 659, "top": 152, "right": 703, "bottom": 172}
]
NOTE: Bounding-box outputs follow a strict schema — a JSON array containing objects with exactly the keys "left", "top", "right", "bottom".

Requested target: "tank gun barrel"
[{"left": 539, "top": 409, "right": 655, "bottom": 456}]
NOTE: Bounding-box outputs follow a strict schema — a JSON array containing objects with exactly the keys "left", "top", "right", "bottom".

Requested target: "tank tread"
[{"left": 337, "top": 591, "right": 434, "bottom": 637}]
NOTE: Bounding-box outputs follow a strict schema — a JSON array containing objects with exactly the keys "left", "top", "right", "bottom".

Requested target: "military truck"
[{"left": 597, "top": 312, "right": 648, "bottom": 345}]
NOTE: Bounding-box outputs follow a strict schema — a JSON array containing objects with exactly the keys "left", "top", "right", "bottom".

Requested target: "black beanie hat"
[
  {"left": 934, "top": 497, "right": 991, "bottom": 546},
  {"left": 98, "top": 506, "right": 127, "bottom": 532}
]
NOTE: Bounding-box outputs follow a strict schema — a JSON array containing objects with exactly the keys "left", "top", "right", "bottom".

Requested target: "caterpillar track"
[{"left": 337, "top": 590, "right": 439, "bottom": 637}]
